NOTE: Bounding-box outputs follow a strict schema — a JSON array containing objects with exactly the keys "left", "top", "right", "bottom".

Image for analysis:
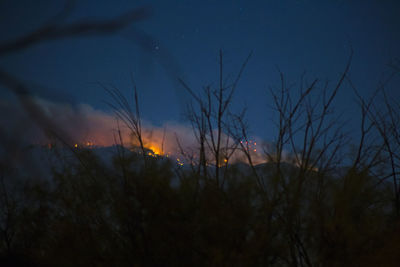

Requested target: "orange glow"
[
  {"left": 148, "top": 145, "right": 162, "bottom": 155},
  {"left": 86, "top": 141, "right": 94, "bottom": 147},
  {"left": 140, "top": 141, "right": 163, "bottom": 157}
]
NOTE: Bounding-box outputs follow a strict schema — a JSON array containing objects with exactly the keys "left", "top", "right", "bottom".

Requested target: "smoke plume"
[{"left": 0, "top": 97, "right": 268, "bottom": 165}]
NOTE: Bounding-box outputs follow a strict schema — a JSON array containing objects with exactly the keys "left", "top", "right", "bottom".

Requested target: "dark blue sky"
[{"left": 1, "top": 0, "right": 400, "bottom": 140}]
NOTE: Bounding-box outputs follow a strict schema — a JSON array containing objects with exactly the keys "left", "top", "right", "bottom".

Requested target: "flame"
[
  {"left": 71, "top": 141, "right": 96, "bottom": 149},
  {"left": 148, "top": 144, "right": 162, "bottom": 155},
  {"left": 142, "top": 142, "right": 164, "bottom": 157}
]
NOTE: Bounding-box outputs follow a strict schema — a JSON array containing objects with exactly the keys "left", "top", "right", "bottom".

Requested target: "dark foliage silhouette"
[{"left": 1, "top": 2, "right": 400, "bottom": 267}]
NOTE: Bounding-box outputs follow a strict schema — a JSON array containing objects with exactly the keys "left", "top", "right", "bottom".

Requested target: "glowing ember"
[
  {"left": 148, "top": 145, "right": 162, "bottom": 155},
  {"left": 48, "top": 131, "right": 265, "bottom": 166}
]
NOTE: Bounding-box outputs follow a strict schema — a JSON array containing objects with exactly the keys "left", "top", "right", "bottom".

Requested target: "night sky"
[{"left": 1, "top": 0, "right": 400, "bottom": 142}]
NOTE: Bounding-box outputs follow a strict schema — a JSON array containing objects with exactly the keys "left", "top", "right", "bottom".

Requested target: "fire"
[
  {"left": 148, "top": 145, "right": 162, "bottom": 155},
  {"left": 72, "top": 141, "right": 95, "bottom": 149},
  {"left": 143, "top": 142, "right": 166, "bottom": 158}
]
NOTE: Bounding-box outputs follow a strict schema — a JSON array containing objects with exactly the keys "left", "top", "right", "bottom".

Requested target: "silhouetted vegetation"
[
  {"left": 1, "top": 53, "right": 400, "bottom": 266},
  {"left": 1, "top": 2, "right": 400, "bottom": 267}
]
